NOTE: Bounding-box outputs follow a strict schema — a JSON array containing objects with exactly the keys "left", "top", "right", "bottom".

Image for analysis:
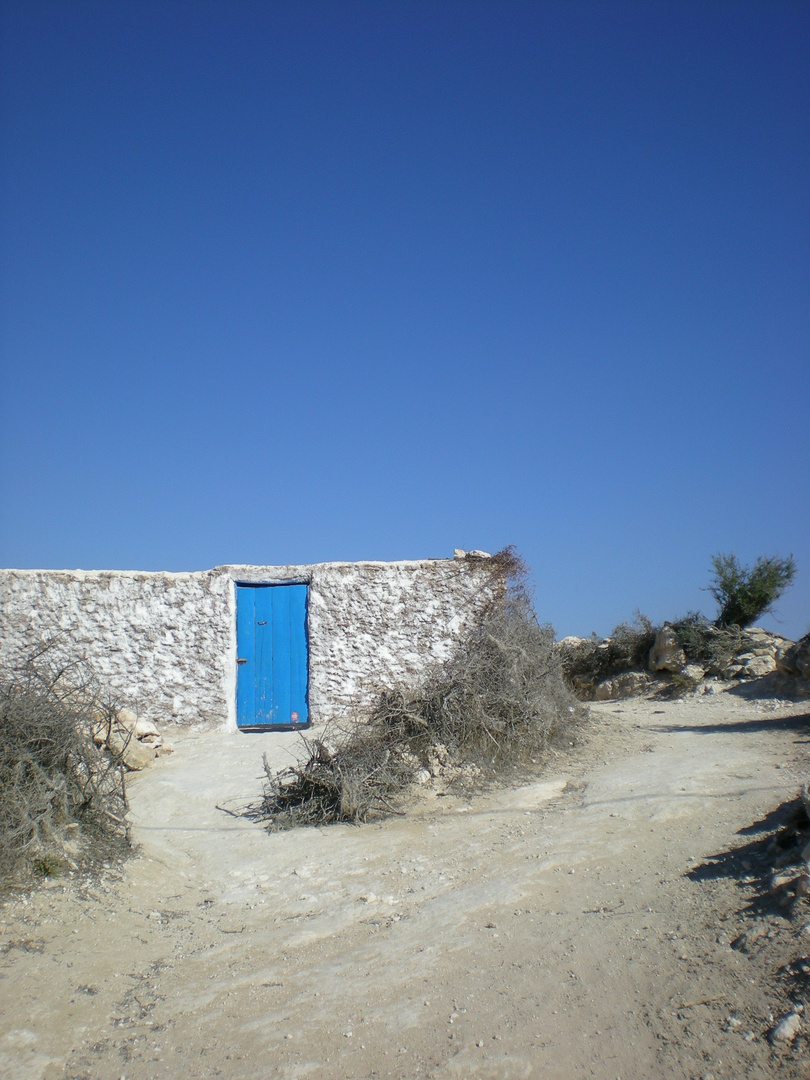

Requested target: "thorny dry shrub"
[
  {"left": 0, "top": 642, "right": 130, "bottom": 890},
  {"left": 256, "top": 551, "right": 585, "bottom": 830},
  {"left": 670, "top": 613, "right": 756, "bottom": 676},
  {"left": 560, "top": 611, "right": 658, "bottom": 690}
]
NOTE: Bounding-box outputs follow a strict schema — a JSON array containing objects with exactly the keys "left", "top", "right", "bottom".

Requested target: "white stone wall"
[{"left": 0, "top": 559, "right": 501, "bottom": 730}]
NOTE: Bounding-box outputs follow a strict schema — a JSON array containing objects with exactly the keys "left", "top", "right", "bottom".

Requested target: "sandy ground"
[{"left": 2, "top": 688, "right": 810, "bottom": 1080}]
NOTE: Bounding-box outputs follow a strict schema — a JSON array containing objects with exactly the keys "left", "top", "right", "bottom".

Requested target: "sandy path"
[{"left": 1, "top": 691, "right": 809, "bottom": 1080}]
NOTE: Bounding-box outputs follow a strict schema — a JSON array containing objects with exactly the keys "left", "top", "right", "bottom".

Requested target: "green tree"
[{"left": 708, "top": 552, "right": 797, "bottom": 629}]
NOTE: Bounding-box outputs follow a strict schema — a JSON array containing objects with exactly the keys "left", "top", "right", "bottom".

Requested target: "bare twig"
[{"left": 679, "top": 994, "right": 727, "bottom": 1009}]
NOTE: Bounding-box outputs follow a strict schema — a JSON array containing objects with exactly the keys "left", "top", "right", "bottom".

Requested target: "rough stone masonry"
[{"left": 0, "top": 556, "right": 502, "bottom": 730}]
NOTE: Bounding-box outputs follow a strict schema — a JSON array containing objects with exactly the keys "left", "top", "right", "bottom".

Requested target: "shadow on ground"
[
  {"left": 660, "top": 711, "right": 810, "bottom": 739},
  {"left": 686, "top": 796, "right": 808, "bottom": 918},
  {"left": 725, "top": 673, "right": 810, "bottom": 702}
]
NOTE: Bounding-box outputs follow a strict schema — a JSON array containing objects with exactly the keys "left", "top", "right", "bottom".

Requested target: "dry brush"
[
  {"left": 256, "top": 552, "right": 584, "bottom": 829},
  {"left": 0, "top": 642, "right": 130, "bottom": 888}
]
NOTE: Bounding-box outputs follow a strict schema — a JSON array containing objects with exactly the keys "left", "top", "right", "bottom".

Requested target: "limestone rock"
[
  {"left": 91, "top": 720, "right": 109, "bottom": 746},
  {"left": 557, "top": 636, "right": 591, "bottom": 649},
  {"left": 453, "top": 548, "right": 492, "bottom": 560},
  {"left": 731, "top": 923, "right": 768, "bottom": 953},
  {"left": 771, "top": 870, "right": 801, "bottom": 893},
  {"left": 776, "top": 634, "right": 810, "bottom": 679},
  {"left": 770, "top": 1012, "right": 801, "bottom": 1044},
  {"left": 683, "top": 664, "right": 706, "bottom": 682},
  {"left": 776, "top": 643, "right": 795, "bottom": 674},
  {"left": 116, "top": 707, "right": 139, "bottom": 730},
  {"left": 648, "top": 626, "right": 687, "bottom": 673},
  {"left": 134, "top": 720, "right": 160, "bottom": 740},
  {"left": 699, "top": 627, "right": 791, "bottom": 680},
  {"left": 116, "top": 709, "right": 159, "bottom": 740},
  {"left": 741, "top": 654, "right": 776, "bottom": 678},
  {"left": 107, "top": 731, "right": 156, "bottom": 771},
  {"left": 593, "top": 671, "right": 653, "bottom": 700},
  {"left": 555, "top": 637, "right": 594, "bottom": 667},
  {"left": 745, "top": 627, "right": 793, "bottom": 653},
  {"left": 702, "top": 680, "right": 730, "bottom": 695}
]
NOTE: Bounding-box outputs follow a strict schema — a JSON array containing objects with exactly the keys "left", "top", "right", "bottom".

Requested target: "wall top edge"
[{"left": 0, "top": 558, "right": 496, "bottom": 581}]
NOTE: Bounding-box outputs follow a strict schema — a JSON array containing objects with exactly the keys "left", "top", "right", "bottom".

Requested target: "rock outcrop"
[
  {"left": 648, "top": 626, "right": 687, "bottom": 673},
  {"left": 776, "top": 634, "right": 810, "bottom": 680},
  {"left": 722, "top": 626, "right": 791, "bottom": 679},
  {"left": 558, "top": 625, "right": 803, "bottom": 701}
]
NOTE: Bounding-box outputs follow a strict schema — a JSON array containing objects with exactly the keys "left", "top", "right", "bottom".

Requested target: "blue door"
[{"left": 236, "top": 583, "right": 309, "bottom": 730}]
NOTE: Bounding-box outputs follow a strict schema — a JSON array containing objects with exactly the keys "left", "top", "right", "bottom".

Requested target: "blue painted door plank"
[
  {"left": 271, "top": 584, "right": 292, "bottom": 725},
  {"left": 236, "top": 586, "right": 255, "bottom": 726},
  {"left": 255, "top": 585, "right": 274, "bottom": 724},
  {"left": 289, "top": 585, "right": 308, "bottom": 724}
]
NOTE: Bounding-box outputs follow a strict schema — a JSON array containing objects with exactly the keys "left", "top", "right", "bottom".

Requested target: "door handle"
[{"left": 237, "top": 658, "right": 247, "bottom": 664}]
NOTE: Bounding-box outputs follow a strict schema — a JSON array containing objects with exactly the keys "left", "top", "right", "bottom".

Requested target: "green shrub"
[
  {"left": 709, "top": 553, "right": 797, "bottom": 629},
  {"left": 33, "top": 853, "right": 68, "bottom": 878}
]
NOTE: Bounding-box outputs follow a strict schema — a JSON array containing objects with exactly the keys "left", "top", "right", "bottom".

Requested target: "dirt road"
[{"left": 2, "top": 690, "right": 809, "bottom": 1079}]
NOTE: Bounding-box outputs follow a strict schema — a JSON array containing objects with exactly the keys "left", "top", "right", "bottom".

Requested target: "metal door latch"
[{"left": 237, "top": 657, "right": 247, "bottom": 664}]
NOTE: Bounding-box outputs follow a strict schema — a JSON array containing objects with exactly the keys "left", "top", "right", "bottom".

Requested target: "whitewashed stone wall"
[{"left": 0, "top": 559, "right": 501, "bottom": 730}]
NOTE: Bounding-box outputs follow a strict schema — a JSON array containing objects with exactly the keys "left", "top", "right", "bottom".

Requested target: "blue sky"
[{"left": 1, "top": 0, "right": 808, "bottom": 640}]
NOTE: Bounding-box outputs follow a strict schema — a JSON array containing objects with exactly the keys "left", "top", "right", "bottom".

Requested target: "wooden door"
[{"left": 236, "top": 583, "right": 309, "bottom": 729}]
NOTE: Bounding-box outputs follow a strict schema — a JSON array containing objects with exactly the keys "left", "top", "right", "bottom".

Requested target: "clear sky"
[{"left": 1, "top": 0, "right": 808, "bottom": 641}]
